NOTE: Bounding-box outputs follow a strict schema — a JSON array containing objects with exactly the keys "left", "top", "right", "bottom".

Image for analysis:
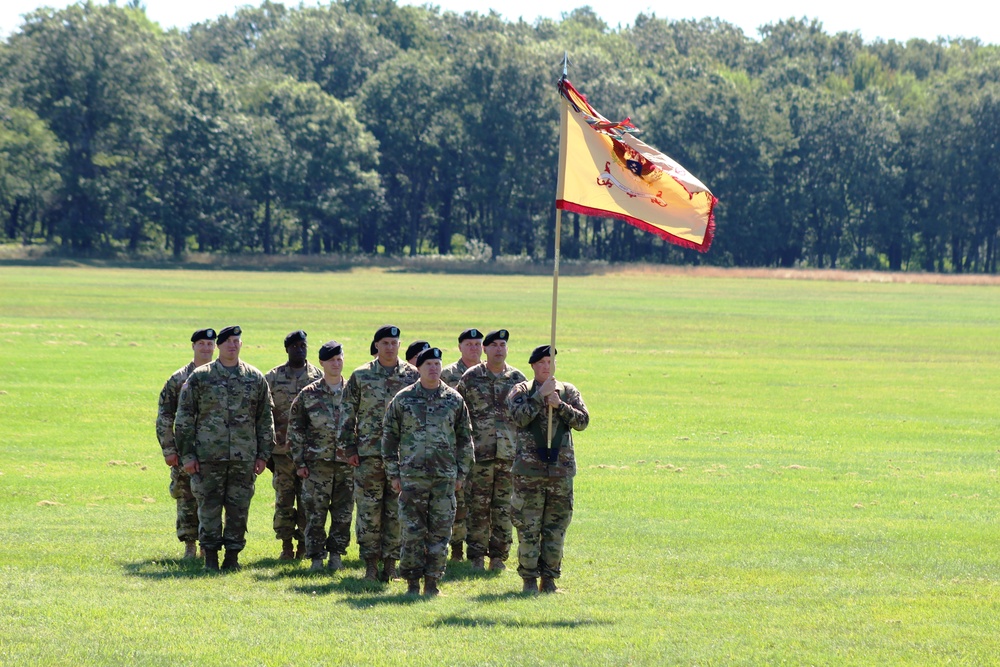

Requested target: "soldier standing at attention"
[
  {"left": 506, "top": 345, "right": 589, "bottom": 594},
  {"left": 456, "top": 329, "right": 526, "bottom": 571},
  {"left": 156, "top": 328, "right": 216, "bottom": 559},
  {"left": 287, "top": 341, "right": 359, "bottom": 571},
  {"left": 439, "top": 327, "right": 484, "bottom": 562},
  {"left": 344, "top": 325, "right": 420, "bottom": 582},
  {"left": 405, "top": 340, "right": 430, "bottom": 367},
  {"left": 176, "top": 326, "right": 274, "bottom": 572},
  {"left": 265, "top": 330, "right": 323, "bottom": 560},
  {"left": 383, "top": 347, "right": 474, "bottom": 596}
]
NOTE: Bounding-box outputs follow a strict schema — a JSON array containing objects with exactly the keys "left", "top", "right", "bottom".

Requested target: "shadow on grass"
[
  {"left": 440, "top": 561, "right": 504, "bottom": 582},
  {"left": 428, "top": 614, "right": 609, "bottom": 629},
  {"left": 123, "top": 557, "right": 216, "bottom": 579},
  {"left": 249, "top": 557, "right": 365, "bottom": 582}
]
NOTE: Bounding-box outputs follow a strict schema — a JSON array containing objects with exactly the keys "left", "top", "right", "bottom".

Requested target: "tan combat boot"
[
  {"left": 488, "top": 557, "right": 506, "bottom": 571},
  {"left": 294, "top": 540, "right": 305, "bottom": 560},
  {"left": 423, "top": 576, "right": 440, "bottom": 596},
  {"left": 364, "top": 557, "right": 379, "bottom": 581},
  {"left": 183, "top": 540, "right": 198, "bottom": 559},
  {"left": 381, "top": 558, "right": 397, "bottom": 582},
  {"left": 327, "top": 554, "right": 342, "bottom": 571},
  {"left": 449, "top": 541, "right": 464, "bottom": 561},
  {"left": 406, "top": 579, "right": 421, "bottom": 595},
  {"left": 471, "top": 556, "right": 485, "bottom": 571},
  {"left": 279, "top": 539, "right": 295, "bottom": 560},
  {"left": 310, "top": 558, "right": 324, "bottom": 571},
  {"left": 540, "top": 576, "right": 558, "bottom": 593},
  {"left": 522, "top": 577, "right": 539, "bottom": 594}
]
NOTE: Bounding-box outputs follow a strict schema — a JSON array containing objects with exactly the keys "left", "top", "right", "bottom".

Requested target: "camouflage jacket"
[
  {"left": 506, "top": 379, "right": 589, "bottom": 478},
  {"left": 175, "top": 359, "right": 275, "bottom": 466},
  {"left": 382, "top": 382, "right": 474, "bottom": 481},
  {"left": 287, "top": 377, "right": 356, "bottom": 468},
  {"left": 456, "top": 363, "right": 526, "bottom": 461},
  {"left": 156, "top": 361, "right": 198, "bottom": 459},
  {"left": 265, "top": 362, "right": 323, "bottom": 455},
  {"left": 344, "top": 359, "right": 420, "bottom": 457},
  {"left": 440, "top": 359, "right": 473, "bottom": 388}
]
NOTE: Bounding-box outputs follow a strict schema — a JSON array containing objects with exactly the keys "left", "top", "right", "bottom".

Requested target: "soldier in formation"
[
  {"left": 456, "top": 329, "right": 526, "bottom": 571},
  {"left": 440, "top": 328, "right": 484, "bottom": 561},
  {"left": 405, "top": 340, "right": 430, "bottom": 366},
  {"left": 345, "top": 325, "right": 420, "bottom": 582},
  {"left": 176, "top": 325, "right": 274, "bottom": 572},
  {"left": 156, "top": 327, "right": 216, "bottom": 559},
  {"left": 507, "top": 345, "right": 590, "bottom": 593},
  {"left": 287, "top": 341, "right": 359, "bottom": 571},
  {"left": 265, "top": 330, "right": 323, "bottom": 560},
  {"left": 383, "top": 347, "right": 474, "bottom": 596}
]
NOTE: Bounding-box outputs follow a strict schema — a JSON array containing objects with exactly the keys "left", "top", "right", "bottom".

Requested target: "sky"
[{"left": 2, "top": 0, "right": 998, "bottom": 45}]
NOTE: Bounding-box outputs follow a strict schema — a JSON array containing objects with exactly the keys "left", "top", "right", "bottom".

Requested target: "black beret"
[
  {"left": 284, "top": 330, "right": 307, "bottom": 347},
  {"left": 415, "top": 347, "right": 443, "bottom": 367},
  {"left": 318, "top": 340, "right": 342, "bottom": 361},
  {"left": 217, "top": 325, "right": 241, "bottom": 345},
  {"left": 458, "top": 328, "right": 484, "bottom": 343},
  {"left": 373, "top": 325, "right": 401, "bottom": 342},
  {"left": 483, "top": 329, "right": 509, "bottom": 346},
  {"left": 369, "top": 341, "right": 377, "bottom": 356},
  {"left": 406, "top": 340, "right": 430, "bottom": 361},
  {"left": 528, "top": 345, "right": 556, "bottom": 365},
  {"left": 191, "top": 328, "right": 216, "bottom": 343}
]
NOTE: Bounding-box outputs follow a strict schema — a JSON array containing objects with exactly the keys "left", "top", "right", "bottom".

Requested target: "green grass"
[{"left": 0, "top": 265, "right": 998, "bottom": 665}]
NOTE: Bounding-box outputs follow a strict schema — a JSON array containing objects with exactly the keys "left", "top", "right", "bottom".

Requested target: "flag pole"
[{"left": 548, "top": 54, "right": 569, "bottom": 446}]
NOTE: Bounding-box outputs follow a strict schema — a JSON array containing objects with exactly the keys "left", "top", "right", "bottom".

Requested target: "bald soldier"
[
  {"left": 344, "top": 325, "right": 420, "bottom": 582},
  {"left": 265, "top": 330, "right": 323, "bottom": 560},
  {"left": 383, "top": 347, "right": 474, "bottom": 596},
  {"left": 439, "top": 327, "right": 484, "bottom": 561},
  {"left": 176, "top": 325, "right": 275, "bottom": 572},
  {"left": 156, "top": 327, "right": 216, "bottom": 559},
  {"left": 287, "top": 341, "right": 359, "bottom": 571},
  {"left": 506, "top": 345, "right": 589, "bottom": 593},
  {"left": 456, "top": 329, "right": 526, "bottom": 571}
]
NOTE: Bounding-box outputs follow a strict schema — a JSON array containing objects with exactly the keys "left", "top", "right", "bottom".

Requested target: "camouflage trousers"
[
  {"left": 398, "top": 476, "right": 457, "bottom": 581},
  {"left": 511, "top": 475, "right": 573, "bottom": 580},
  {"left": 271, "top": 453, "right": 305, "bottom": 542},
  {"left": 190, "top": 460, "right": 257, "bottom": 552},
  {"left": 169, "top": 465, "right": 199, "bottom": 543},
  {"left": 466, "top": 458, "right": 513, "bottom": 560},
  {"left": 450, "top": 480, "right": 468, "bottom": 546},
  {"left": 354, "top": 456, "right": 400, "bottom": 561},
  {"left": 300, "top": 460, "right": 354, "bottom": 560}
]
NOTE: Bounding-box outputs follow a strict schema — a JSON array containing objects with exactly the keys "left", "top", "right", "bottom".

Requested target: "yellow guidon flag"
[{"left": 556, "top": 77, "right": 716, "bottom": 252}]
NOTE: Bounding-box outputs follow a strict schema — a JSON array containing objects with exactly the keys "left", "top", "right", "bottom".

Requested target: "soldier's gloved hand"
[
  {"left": 254, "top": 458, "right": 267, "bottom": 475},
  {"left": 297, "top": 466, "right": 310, "bottom": 479},
  {"left": 183, "top": 459, "right": 200, "bottom": 475},
  {"left": 164, "top": 454, "right": 179, "bottom": 467}
]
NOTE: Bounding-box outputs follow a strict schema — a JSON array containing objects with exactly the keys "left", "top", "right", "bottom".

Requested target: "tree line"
[{"left": 1, "top": 0, "right": 998, "bottom": 272}]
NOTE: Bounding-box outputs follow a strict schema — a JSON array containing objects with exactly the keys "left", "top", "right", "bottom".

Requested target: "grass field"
[{"left": 1, "top": 265, "right": 998, "bottom": 666}]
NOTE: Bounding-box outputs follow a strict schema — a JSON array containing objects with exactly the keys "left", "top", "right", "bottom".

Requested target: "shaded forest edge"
[
  {"left": 2, "top": 1, "right": 1000, "bottom": 273},
  {"left": 3, "top": 244, "right": 998, "bottom": 284}
]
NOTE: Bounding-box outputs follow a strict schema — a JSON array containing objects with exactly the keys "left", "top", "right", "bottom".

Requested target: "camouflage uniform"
[
  {"left": 265, "top": 362, "right": 323, "bottom": 544},
  {"left": 382, "top": 382, "right": 474, "bottom": 581},
  {"left": 175, "top": 360, "right": 274, "bottom": 553},
  {"left": 156, "top": 361, "right": 201, "bottom": 543},
  {"left": 506, "top": 379, "right": 589, "bottom": 581},
  {"left": 456, "top": 363, "right": 526, "bottom": 562},
  {"left": 344, "top": 359, "right": 420, "bottom": 563},
  {"left": 287, "top": 377, "right": 356, "bottom": 560},
  {"left": 440, "top": 358, "right": 473, "bottom": 549}
]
